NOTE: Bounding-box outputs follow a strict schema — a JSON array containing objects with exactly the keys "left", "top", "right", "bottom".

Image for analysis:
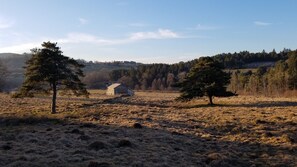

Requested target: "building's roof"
[{"left": 107, "top": 83, "right": 122, "bottom": 90}]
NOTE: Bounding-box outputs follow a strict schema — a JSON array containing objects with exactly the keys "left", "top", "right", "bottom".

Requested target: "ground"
[{"left": 0, "top": 91, "right": 297, "bottom": 167}]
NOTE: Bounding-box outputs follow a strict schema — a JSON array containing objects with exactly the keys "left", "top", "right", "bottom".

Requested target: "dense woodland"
[
  {"left": 107, "top": 49, "right": 295, "bottom": 95},
  {"left": 229, "top": 50, "right": 297, "bottom": 96},
  {"left": 212, "top": 48, "right": 291, "bottom": 69},
  {"left": 0, "top": 48, "right": 296, "bottom": 96}
]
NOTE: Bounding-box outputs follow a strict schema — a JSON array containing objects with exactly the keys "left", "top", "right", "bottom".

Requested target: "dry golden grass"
[{"left": 0, "top": 91, "right": 297, "bottom": 167}]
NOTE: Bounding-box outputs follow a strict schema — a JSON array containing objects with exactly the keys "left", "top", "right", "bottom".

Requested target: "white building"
[{"left": 106, "top": 83, "right": 134, "bottom": 96}]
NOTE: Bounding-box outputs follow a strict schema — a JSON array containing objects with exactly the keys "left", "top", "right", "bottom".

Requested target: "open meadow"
[{"left": 0, "top": 91, "right": 297, "bottom": 167}]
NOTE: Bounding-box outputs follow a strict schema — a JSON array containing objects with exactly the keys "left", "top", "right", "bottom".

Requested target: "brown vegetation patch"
[{"left": 0, "top": 92, "right": 297, "bottom": 166}]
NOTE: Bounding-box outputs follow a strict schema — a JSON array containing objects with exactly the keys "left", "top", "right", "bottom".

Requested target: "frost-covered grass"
[{"left": 0, "top": 92, "right": 296, "bottom": 166}]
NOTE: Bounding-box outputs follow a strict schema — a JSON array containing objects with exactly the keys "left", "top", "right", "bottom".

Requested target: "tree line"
[
  {"left": 212, "top": 48, "right": 291, "bottom": 69},
  {"left": 0, "top": 48, "right": 296, "bottom": 93},
  {"left": 108, "top": 49, "right": 295, "bottom": 92},
  {"left": 229, "top": 51, "right": 297, "bottom": 96}
]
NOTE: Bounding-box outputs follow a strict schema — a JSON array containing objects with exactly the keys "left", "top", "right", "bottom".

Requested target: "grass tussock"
[{"left": 0, "top": 91, "right": 297, "bottom": 166}]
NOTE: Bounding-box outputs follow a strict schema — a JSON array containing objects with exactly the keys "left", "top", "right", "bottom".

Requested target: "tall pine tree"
[
  {"left": 287, "top": 51, "right": 297, "bottom": 89},
  {"left": 177, "top": 57, "right": 235, "bottom": 105},
  {"left": 13, "top": 42, "right": 89, "bottom": 113}
]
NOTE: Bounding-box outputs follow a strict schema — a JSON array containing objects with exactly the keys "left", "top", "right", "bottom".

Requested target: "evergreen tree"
[
  {"left": 13, "top": 42, "right": 89, "bottom": 113},
  {"left": 287, "top": 51, "right": 297, "bottom": 89},
  {"left": 229, "top": 70, "right": 240, "bottom": 93},
  {"left": 177, "top": 57, "right": 235, "bottom": 105},
  {"left": 266, "top": 60, "right": 288, "bottom": 95}
]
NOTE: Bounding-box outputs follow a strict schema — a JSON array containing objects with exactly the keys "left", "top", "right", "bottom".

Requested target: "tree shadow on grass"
[
  {"left": 64, "top": 96, "right": 297, "bottom": 113},
  {"left": 232, "top": 101, "right": 297, "bottom": 108},
  {"left": 179, "top": 101, "right": 297, "bottom": 109},
  {"left": 75, "top": 96, "right": 172, "bottom": 109},
  {"left": 103, "top": 97, "right": 172, "bottom": 108},
  {"left": 175, "top": 103, "right": 223, "bottom": 109},
  {"left": 0, "top": 115, "right": 297, "bottom": 167},
  {"left": 0, "top": 116, "right": 62, "bottom": 126}
]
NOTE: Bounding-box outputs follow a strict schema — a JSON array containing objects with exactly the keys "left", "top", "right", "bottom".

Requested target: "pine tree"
[
  {"left": 287, "top": 51, "right": 297, "bottom": 89},
  {"left": 177, "top": 57, "right": 235, "bottom": 105},
  {"left": 13, "top": 42, "right": 89, "bottom": 113},
  {"left": 266, "top": 60, "right": 288, "bottom": 95}
]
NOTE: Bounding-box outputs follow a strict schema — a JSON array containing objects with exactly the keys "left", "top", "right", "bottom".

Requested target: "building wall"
[
  {"left": 114, "top": 85, "right": 128, "bottom": 94},
  {"left": 106, "top": 84, "right": 134, "bottom": 96},
  {"left": 106, "top": 88, "right": 115, "bottom": 95}
]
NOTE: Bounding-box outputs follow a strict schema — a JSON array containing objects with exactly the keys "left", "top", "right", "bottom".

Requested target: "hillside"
[
  {"left": 0, "top": 53, "right": 31, "bottom": 90},
  {"left": 0, "top": 53, "right": 140, "bottom": 90},
  {"left": 108, "top": 49, "right": 296, "bottom": 91},
  {"left": 0, "top": 49, "right": 294, "bottom": 91},
  {"left": 212, "top": 49, "right": 291, "bottom": 69},
  {"left": 0, "top": 53, "right": 140, "bottom": 73}
]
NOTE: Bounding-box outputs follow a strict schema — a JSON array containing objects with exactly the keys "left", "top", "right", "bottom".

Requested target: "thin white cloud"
[
  {"left": 254, "top": 21, "right": 271, "bottom": 26},
  {"left": 57, "top": 32, "right": 125, "bottom": 45},
  {"left": 78, "top": 18, "right": 88, "bottom": 25},
  {"left": 0, "top": 17, "right": 14, "bottom": 29},
  {"left": 60, "top": 29, "right": 180, "bottom": 44},
  {"left": 158, "top": 29, "right": 179, "bottom": 38},
  {"left": 0, "top": 29, "right": 183, "bottom": 53},
  {"left": 129, "top": 29, "right": 179, "bottom": 40},
  {"left": 0, "top": 42, "right": 40, "bottom": 53}
]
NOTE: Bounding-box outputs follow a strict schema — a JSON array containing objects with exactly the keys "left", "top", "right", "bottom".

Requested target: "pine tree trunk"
[
  {"left": 208, "top": 95, "right": 213, "bottom": 105},
  {"left": 51, "top": 83, "right": 57, "bottom": 114}
]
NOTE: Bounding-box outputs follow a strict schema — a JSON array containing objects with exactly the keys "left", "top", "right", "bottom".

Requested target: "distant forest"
[
  {"left": 106, "top": 49, "right": 295, "bottom": 94},
  {"left": 213, "top": 48, "right": 291, "bottom": 69},
  {"left": 0, "top": 48, "right": 296, "bottom": 96}
]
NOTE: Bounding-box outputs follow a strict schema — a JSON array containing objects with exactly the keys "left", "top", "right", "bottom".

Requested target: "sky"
[{"left": 0, "top": 0, "right": 296, "bottom": 64}]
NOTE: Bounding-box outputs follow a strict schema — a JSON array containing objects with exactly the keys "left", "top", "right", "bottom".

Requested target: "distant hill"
[
  {"left": 106, "top": 49, "right": 296, "bottom": 91},
  {"left": 0, "top": 48, "right": 295, "bottom": 91},
  {"left": 0, "top": 53, "right": 31, "bottom": 90},
  {"left": 79, "top": 60, "right": 141, "bottom": 73},
  {"left": 0, "top": 53, "right": 141, "bottom": 72},
  {"left": 0, "top": 53, "right": 30, "bottom": 69},
  {"left": 0, "top": 53, "right": 22, "bottom": 58},
  {"left": 211, "top": 49, "right": 292, "bottom": 69},
  {"left": 0, "top": 53, "right": 141, "bottom": 90}
]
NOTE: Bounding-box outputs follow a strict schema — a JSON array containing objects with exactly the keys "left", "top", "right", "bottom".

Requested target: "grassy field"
[{"left": 0, "top": 91, "right": 297, "bottom": 167}]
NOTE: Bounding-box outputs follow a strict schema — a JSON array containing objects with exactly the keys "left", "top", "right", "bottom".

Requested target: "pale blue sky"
[{"left": 0, "top": 0, "right": 296, "bottom": 63}]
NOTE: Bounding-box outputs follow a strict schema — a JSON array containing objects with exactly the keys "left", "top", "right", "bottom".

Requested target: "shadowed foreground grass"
[{"left": 0, "top": 91, "right": 296, "bottom": 167}]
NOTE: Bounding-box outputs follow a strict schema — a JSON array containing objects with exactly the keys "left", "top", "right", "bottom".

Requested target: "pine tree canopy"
[
  {"left": 13, "top": 41, "right": 89, "bottom": 113},
  {"left": 177, "top": 57, "right": 236, "bottom": 105},
  {"left": 287, "top": 51, "right": 297, "bottom": 89}
]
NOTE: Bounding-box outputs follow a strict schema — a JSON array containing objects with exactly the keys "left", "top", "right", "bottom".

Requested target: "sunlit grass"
[{"left": 0, "top": 92, "right": 296, "bottom": 166}]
